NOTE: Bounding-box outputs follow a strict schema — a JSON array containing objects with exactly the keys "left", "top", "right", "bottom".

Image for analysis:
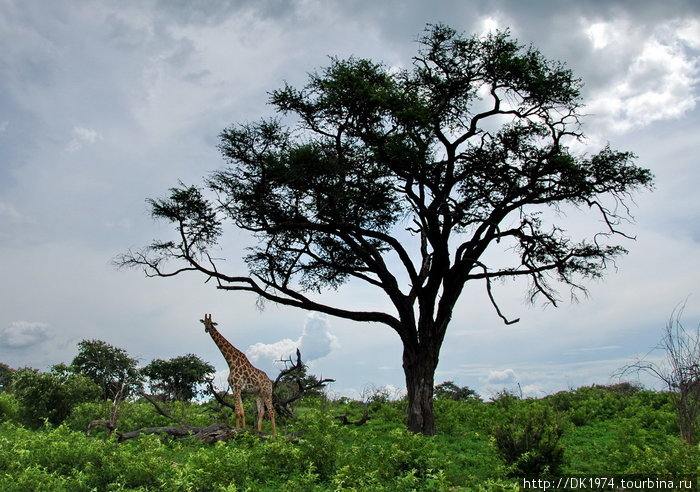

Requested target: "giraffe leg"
[
  {"left": 255, "top": 397, "right": 264, "bottom": 432},
  {"left": 234, "top": 390, "right": 245, "bottom": 429},
  {"left": 266, "top": 396, "right": 277, "bottom": 436}
]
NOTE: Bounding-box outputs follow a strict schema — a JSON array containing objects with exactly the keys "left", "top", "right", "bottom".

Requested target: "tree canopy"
[
  {"left": 71, "top": 339, "right": 142, "bottom": 401},
  {"left": 11, "top": 367, "right": 101, "bottom": 427},
  {"left": 118, "top": 24, "right": 653, "bottom": 434},
  {"left": 142, "top": 354, "right": 215, "bottom": 402},
  {"left": 434, "top": 381, "right": 480, "bottom": 401}
]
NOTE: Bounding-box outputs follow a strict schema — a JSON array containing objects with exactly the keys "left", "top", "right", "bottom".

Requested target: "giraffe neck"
[{"left": 208, "top": 327, "right": 247, "bottom": 370}]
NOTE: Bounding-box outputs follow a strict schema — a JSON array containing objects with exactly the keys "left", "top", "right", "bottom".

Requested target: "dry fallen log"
[{"left": 116, "top": 423, "right": 263, "bottom": 443}]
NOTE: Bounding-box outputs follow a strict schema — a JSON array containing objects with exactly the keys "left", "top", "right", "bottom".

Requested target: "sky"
[{"left": 1, "top": 0, "right": 699, "bottom": 400}]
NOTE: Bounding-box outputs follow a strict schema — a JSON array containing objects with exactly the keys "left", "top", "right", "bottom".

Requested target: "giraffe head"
[{"left": 200, "top": 313, "right": 218, "bottom": 333}]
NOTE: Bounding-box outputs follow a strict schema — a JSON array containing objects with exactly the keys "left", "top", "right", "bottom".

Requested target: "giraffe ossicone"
[{"left": 200, "top": 313, "right": 277, "bottom": 435}]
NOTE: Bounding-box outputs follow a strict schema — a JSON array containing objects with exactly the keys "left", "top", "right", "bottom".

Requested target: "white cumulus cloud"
[
  {"left": 486, "top": 368, "right": 518, "bottom": 385},
  {"left": 247, "top": 338, "right": 298, "bottom": 367},
  {"left": 586, "top": 20, "right": 699, "bottom": 133},
  {"left": 298, "top": 313, "right": 339, "bottom": 361},
  {"left": 246, "top": 313, "right": 339, "bottom": 374}
]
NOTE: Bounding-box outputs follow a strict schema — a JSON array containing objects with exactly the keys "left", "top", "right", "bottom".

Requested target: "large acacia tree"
[{"left": 119, "top": 25, "right": 652, "bottom": 434}]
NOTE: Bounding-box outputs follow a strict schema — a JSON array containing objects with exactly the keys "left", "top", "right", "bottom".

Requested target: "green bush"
[
  {"left": 332, "top": 426, "right": 448, "bottom": 491},
  {"left": 11, "top": 368, "right": 101, "bottom": 427},
  {"left": 434, "top": 397, "right": 485, "bottom": 436},
  {"left": 488, "top": 401, "right": 567, "bottom": 477},
  {"left": 607, "top": 419, "right": 699, "bottom": 476},
  {"left": 293, "top": 410, "right": 340, "bottom": 480},
  {"left": 113, "top": 399, "right": 174, "bottom": 431}
]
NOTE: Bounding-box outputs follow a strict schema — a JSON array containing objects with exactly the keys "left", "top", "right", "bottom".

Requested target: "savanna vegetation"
[
  {"left": 0, "top": 23, "right": 692, "bottom": 490},
  {"left": 0, "top": 339, "right": 697, "bottom": 491}
]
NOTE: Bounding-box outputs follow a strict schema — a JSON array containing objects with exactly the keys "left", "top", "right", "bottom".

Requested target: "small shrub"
[
  {"left": 114, "top": 399, "right": 173, "bottom": 431},
  {"left": 332, "top": 427, "right": 448, "bottom": 490},
  {"left": 489, "top": 402, "right": 567, "bottom": 477},
  {"left": 434, "top": 397, "right": 484, "bottom": 436},
  {"left": 293, "top": 410, "right": 340, "bottom": 480},
  {"left": 607, "top": 419, "right": 699, "bottom": 476}
]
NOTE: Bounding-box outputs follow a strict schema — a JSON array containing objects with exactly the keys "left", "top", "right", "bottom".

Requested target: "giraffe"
[{"left": 200, "top": 314, "right": 277, "bottom": 435}]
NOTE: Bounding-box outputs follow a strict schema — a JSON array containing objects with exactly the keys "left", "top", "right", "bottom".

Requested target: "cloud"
[
  {"left": 298, "top": 313, "right": 339, "bottom": 361},
  {"left": 0, "top": 321, "right": 51, "bottom": 349},
  {"left": 66, "top": 125, "right": 102, "bottom": 152},
  {"left": 247, "top": 338, "right": 298, "bottom": 366},
  {"left": 585, "top": 19, "right": 699, "bottom": 133},
  {"left": 486, "top": 368, "right": 518, "bottom": 385},
  {"left": 246, "top": 313, "right": 339, "bottom": 372}
]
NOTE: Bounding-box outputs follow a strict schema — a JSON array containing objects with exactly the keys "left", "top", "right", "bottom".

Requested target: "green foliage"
[
  {"left": 545, "top": 384, "right": 676, "bottom": 431},
  {"left": 142, "top": 354, "right": 215, "bottom": 402},
  {"left": 0, "top": 393, "right": 19, "bottom": 423},
  {"left": 608, "top": 419, "right": 699, "bottom": 476},
  {"left": 435, "top": 381, "right": 480, "bottom": 401},
  {"left": 70, "top": 339, "right": 142, "bottom": 400},
  {"left": 488, "top": 399, "right": 568, "bottom": 477},
  {"left": 434, "top": 397, "right": 484, "bottom": 436},
  {"left": 290, "top": 410, "right": 340, "bottom": 480},
  {"left": 11, "top": 367, "right": 101, "bottom": 428},
  {"left": 331, "top": 427, "right": 448, "bottom": 491},
  {"left": 114, "top": 399, "right": 174, "bottom": 431},
  {"left": 63, "top": 401, "right": 108, "bottom": 432},
  {"left": 0, "top": 363, "right": 14, "bottom": 393},
  {"left": 0, "top": 386, "right": 691, "bottom": 490}
]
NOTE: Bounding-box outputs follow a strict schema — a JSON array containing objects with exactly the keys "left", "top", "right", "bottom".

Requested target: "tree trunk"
[
  {"left": 403, "top": 344, "right": 438, "bottom": 435},
  {"left": 676, "top": 389, "right": 698, "bottom": 445}
]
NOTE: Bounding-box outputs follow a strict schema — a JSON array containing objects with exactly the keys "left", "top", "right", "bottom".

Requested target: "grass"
[{"left": 0, "top": 385, "right": 696, "bottom": 490}]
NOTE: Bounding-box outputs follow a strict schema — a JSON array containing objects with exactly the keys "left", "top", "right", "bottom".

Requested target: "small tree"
[
  {"left": 118, "top": 24, "right": 653, "bottom": 434},
  {"left": 434, "top": 381, "right": 480, "bottom": 401},
  {"left": 71, "top": 339, "right": 142, "bottom": 401},
  {"left": 489, "top": 403, "right": 567, "bottom": 477},
  {"left": 11, "top": 367, "right": 101, "bottom": 427},
  {"left": 620, "top": 304, "right": 700, "bottom": 444},
  {"left": 143, "top": 354, "right": 215, "bottom": 401}
]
